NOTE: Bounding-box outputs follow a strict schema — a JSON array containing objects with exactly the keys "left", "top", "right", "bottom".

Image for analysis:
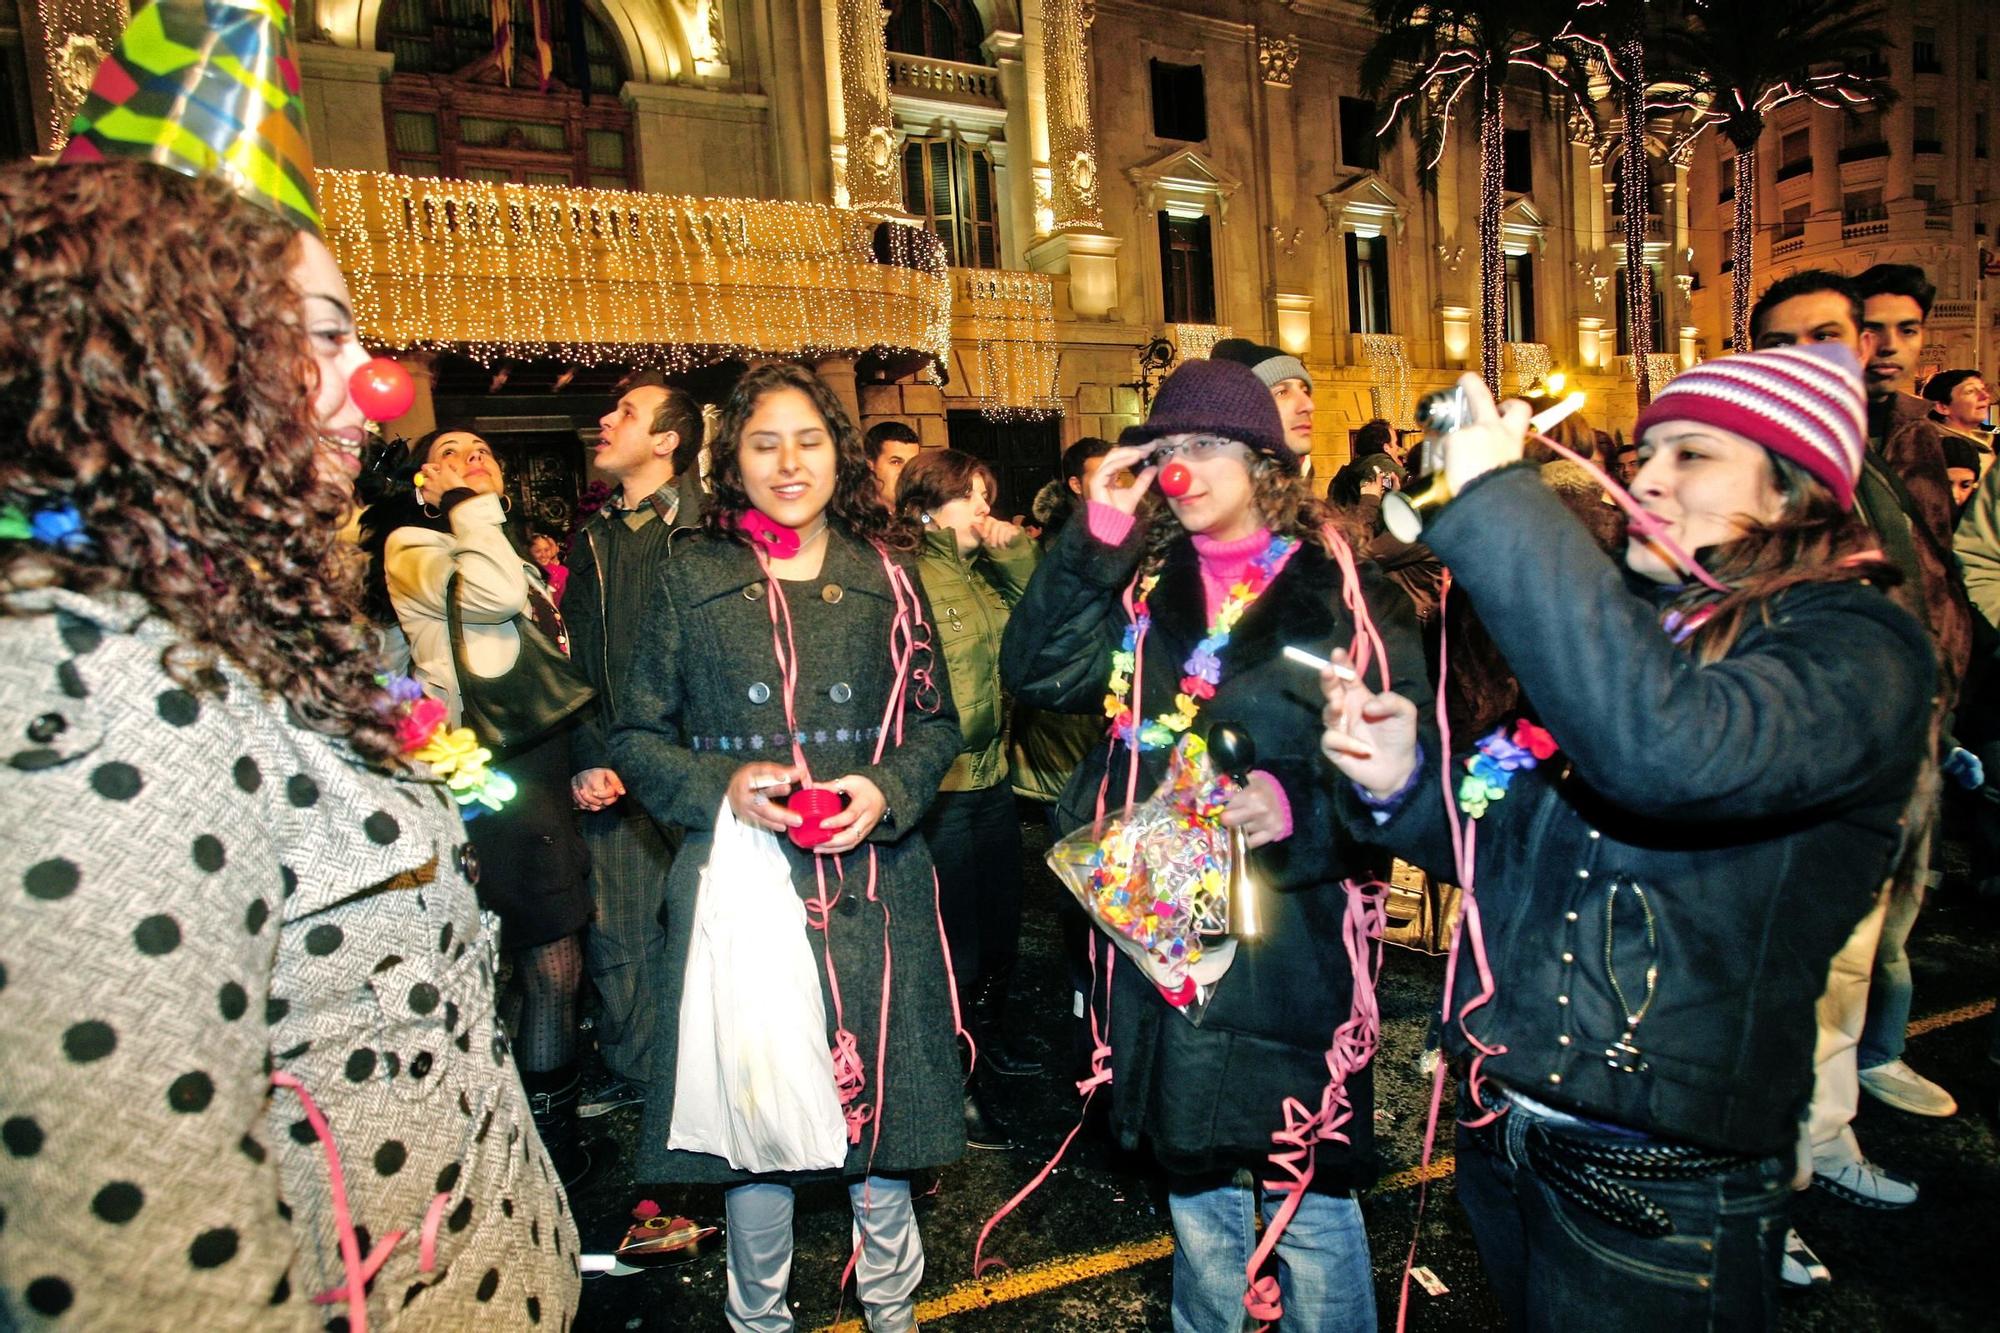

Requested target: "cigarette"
[
  {"left": 1528, "top": 391, "right": 1587, "bottom": 435},
  {"left": 1284, "top": 645, "right": 1358, "bottom": 681}
]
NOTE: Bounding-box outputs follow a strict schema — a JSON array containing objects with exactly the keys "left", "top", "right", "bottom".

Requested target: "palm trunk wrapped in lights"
[
  {"left": 1619, "top": 36, "right": 1655, "bottom": 405},
  {"left": 1728, "top": 133, "right": 1758, "bottom": 351},
  {"left": 1477, "top": 81, "right": 1506, "bottom": 391}
]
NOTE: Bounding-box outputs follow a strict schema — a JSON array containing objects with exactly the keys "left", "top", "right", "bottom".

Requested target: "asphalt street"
[{"left": 565, "top": 812, "right": 2000, "bottom": 1331}]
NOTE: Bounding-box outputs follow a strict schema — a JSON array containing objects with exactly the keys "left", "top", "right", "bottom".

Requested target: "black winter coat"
[
  {"left": 610, "top": 528, "right": 965, "bottom": 1182},
  {"left": 1001, "top": 516, "right": 1431, "bottom": 1189},
  {"left": 1348, "top": 467, "right": 1934, "bottom": 1157}
]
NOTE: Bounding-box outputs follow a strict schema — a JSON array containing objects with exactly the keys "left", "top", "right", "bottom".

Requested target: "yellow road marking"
[
  {"left": 1906, "top": 997, "right": 1994, "bottom": 1036},
  {"left": 814, "top": 998, "right": 1992, "bottom": 1328}
]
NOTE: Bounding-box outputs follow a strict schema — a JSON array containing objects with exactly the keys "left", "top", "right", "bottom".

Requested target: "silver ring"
[{"left": 753, "top": 793, "right": 768, "bottom": 805}]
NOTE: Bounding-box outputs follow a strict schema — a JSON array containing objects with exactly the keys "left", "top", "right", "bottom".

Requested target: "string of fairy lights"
[
  {"left": 1360, "top": 334, "right": 1413, "bottom": 425},
  {"left": 961, "top": 270, "right": 1063, "bottom": 420},
  {"left": 1043, "top": 0, "right": 1103, "bottom": 230},
  {"left": 1505, "top": 342, "right": 1554, "bottom": 398},
  {"left": 1169, "top": 323, "right": 1233, "bottom": 363},
  {"left": 317, "top": 170, "right": 955, "bottom": 370}
]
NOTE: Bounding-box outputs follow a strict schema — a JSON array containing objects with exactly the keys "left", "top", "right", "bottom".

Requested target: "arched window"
[
  {"left": 380, "top": 0, "right": 635, "bottom": 189},
  {"left": 887, "top": 0, "right": 985, "bottom": 65}
]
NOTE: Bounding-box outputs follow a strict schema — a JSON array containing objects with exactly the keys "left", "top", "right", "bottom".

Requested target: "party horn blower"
[
  {"left": 1206, "top": 721, "right": 1262, "bottom": 939},
  {"left": 1382, "top": 391, "right": 1587, "bottom": 542}
]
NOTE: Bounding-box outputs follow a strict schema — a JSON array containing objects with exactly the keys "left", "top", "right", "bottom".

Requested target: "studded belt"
[{"left": 1465, "top": 1108, "right": 1760, "bottom": 1237}]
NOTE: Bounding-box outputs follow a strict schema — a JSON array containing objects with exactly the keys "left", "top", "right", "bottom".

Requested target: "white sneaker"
[
  {"left": 1858, "top": 1059, "right": 1958, "bottom": 1117},
  {"left": 1779, "top": 1229, "right": 1832, "bottom": 1288},
  {"left": 1813, "top": 1156, "right": 1919, "bottom": 1209}
]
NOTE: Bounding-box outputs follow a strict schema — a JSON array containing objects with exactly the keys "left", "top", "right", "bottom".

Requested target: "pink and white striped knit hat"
[{"left": 1632, "top": 343, "right": 1868, "bottom": 510}]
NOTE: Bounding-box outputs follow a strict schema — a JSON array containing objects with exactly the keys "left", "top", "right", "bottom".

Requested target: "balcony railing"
[
  {"left": 1773, "top": 234, "right": 1806, "bottom": 257},
  {"left": 1933, "top": 300, "right": 1976, "bottom": 324},
  {"left": 1777, "top": 158, "right": 1813, "bottom": 182},
  {"left": 1843, "top": 218, "right": 1890, "bottom": 240},
  {"left": 1610, "top": 210, "right": 1667, "bottom": 238},
  {"left": 1926, "top": 208, "right": 1954, "bottom": 230},
  {"left": 1839, "top": 141, "right": 1889, "bottom": 164},
  {"left": 314, "top": 170, "right": 953, "bottom": 363},
  {"left": 888, "top": 52, "right": 1003, "bottom": 109}
]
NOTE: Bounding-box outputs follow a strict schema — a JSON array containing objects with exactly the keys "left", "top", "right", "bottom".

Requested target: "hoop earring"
[
  {"left": 421, "top": 502, "right": 442, "bottom": 519},
  {"left": 500, "top": 494, "right": 513, "bottom": 513}
]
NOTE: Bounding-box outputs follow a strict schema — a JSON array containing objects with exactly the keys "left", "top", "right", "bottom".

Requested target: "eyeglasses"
[{"left": 1152, "top": 436, "right": 1249, "bottom": 463}]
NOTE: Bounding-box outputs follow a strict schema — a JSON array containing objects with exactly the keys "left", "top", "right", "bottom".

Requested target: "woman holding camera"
[{"left": 1317, "top": 345, "right": 1934, "bottom": 1329}]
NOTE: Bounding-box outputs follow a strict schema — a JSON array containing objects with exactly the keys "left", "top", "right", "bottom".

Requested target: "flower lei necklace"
[
  {"left": 383, "top": 675, "right": 515, "bottom": 817},
  {"left": 1104, "top": 533, "right": 1298, "bottom": 750}
]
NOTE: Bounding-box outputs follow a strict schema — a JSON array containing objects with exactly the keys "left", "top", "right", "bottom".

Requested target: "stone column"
[
  {"left": 1024, "top": 0, "right": 1119, "bottom": 318},
  {"left": 1041, "top": 0, "right": 1101, "bottom": 230},
  {"left": 386, "top": 353, "right": 438, "bottom": 441},
  {"left": 831, "top": 0, "right": 899, "bottom": 212},
  {"left": 298, "top": 43, "right": 395, "bottom": 173},
  {"left": 1258, "top": 32, "right": 1303, "bottom": 327}
]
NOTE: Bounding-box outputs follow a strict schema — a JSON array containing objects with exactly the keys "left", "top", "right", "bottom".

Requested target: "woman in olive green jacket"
[{"left": 897, "top": 449, "right": 1040, "bottom": 1146}]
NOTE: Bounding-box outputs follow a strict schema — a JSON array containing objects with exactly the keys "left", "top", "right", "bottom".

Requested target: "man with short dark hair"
[
  {"left": 1745, "top": 269, "right": 1964, "bottom": 1284},
  {"left": 1211, "top": 338, "right": 1316, "bottom": 470},
  {"left": 563, "top": 371, "right": 707, "bottom": 1115},
  {"left": 865, "top": 420, "right": 923, "bottom": 505},
  {"left": 1353, "top": 417, "right": 1398, "bottom": 464}
]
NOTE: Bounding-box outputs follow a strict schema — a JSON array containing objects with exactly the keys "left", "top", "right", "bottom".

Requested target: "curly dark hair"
[
  {"left": 0, "top": 160, "right": 394, "bottom": 760},
  {"left": 703, "top": 362, "right": 914, "bottom": 552},
  {"left": 1136, "top": 445, "right": 1338, "bottom": 572}
]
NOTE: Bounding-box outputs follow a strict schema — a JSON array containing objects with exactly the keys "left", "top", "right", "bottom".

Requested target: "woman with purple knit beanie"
[{"left": 1002, "top": 359, "right": 1430, "bottom": 1331}]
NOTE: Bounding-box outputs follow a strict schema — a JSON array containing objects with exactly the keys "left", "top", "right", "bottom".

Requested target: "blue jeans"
[
  {"left": 1455, "top": 1096, "right": 1789, "bottom": 1332},
  {"left": 1858, "top": 878, "right": 1926, "bottom": 1069},
  {"left": 1167, "top": 1174, "right": 1376, "bottom": 1333}
]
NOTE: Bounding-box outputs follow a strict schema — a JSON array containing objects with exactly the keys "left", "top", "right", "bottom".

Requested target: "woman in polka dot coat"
[{"left": 0, "top": 164, "right": 579, "bottom": 1328}]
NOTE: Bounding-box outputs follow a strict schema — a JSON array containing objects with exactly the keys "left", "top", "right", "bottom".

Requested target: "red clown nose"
[
  {"left": 349, "top": 358, "right": 416, "bottom": 422},
  {"left": 1159, "top": 460, "right": 1193, "bottom": 498}
]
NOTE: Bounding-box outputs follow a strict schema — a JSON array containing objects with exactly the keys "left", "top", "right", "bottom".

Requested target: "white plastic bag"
[{"left": 668, "top": 800, "right": 849, "bottom": 1173}]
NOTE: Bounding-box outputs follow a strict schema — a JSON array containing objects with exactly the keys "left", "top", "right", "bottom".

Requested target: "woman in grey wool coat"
[{"left": 612, "top": 363, "right": 964, "bottom": 1333}]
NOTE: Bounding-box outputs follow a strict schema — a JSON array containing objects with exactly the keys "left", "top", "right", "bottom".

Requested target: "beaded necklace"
[{"left": 1104, "top": 532, "right": 1297, "bottom": 750}]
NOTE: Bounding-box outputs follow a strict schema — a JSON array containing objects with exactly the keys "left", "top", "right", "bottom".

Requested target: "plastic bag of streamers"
[{"left": 1047, "top": 734, "right": 1241, "bottom": 1021}]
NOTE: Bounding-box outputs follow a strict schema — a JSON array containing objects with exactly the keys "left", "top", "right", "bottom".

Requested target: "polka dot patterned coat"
[{"left": 0, "top": 588, "right": 579, "bottom": 1329}]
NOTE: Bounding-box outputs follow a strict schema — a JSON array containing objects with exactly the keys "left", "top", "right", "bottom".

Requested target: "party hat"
[{"left": 56, "top": 0, "right": 320, "bottom": 233}]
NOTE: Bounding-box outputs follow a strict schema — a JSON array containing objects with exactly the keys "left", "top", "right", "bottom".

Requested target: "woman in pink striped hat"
[{"left": 1314, "top": 343, "right": 1935, "bottom": 1330}]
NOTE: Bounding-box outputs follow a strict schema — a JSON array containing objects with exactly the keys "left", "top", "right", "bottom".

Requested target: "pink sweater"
[{"left": 1084, "top": 502, "right": 1294, "bottom": 838}]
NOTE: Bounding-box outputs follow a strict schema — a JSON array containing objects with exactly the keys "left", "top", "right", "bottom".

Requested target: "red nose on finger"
[
  {"left": 349, "top": 357, "right": 416, "bottom": 422},
  {"left": 1159, "top": 461, "right": 1193, "bottom": 497}
]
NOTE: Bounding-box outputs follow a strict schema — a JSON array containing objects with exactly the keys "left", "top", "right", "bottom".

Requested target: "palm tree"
[
  {"left": 1655, "top": 0, "right": 1892, "bottom": 350},
  {"left": 1570, "top": 0, "right": 1682, "bottom": 405},
  {"left": 1362, "top": 0, "right": 1595, "bottom": 390}
]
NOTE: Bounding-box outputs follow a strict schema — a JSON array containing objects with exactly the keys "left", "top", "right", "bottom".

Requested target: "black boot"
[
  {"left": 964, "top": 1079, "right": 1014, "bottom": 1151},
  {"left": 971, "top": 970, "right": 1044, "bottom": 1078},
  {"left": 960, "top": 1036, "right": 1014, "bottom": 1150},
  {"left": 523, "top": 1062, "right": 597, "bottom": 1192}
]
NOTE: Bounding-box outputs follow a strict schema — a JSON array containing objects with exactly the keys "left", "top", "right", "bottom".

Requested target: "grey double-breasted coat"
[{"left": 611, "top": 528, "right": 966, "bottom": 1182}]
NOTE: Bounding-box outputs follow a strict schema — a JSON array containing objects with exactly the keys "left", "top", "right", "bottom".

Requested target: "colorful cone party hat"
[{"left": 56, "top": 0, "right": 320, "bottom": 233}]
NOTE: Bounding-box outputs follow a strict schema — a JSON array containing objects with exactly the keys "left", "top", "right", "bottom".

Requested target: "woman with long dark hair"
[
  {"left": 612, "top": 363, "right": 963, "bottom": 1331},
  {"left": 1001, "top": 359, "right": 1428, "bottom": 1332},
  {"left": 894, "top": 448, "right": 1041, "bottom": 1148},
  {"left": 0, "top": 155, "right": 579, "bottom": 1327},
  {"left": 1316, "top": 346, "right": 1935, "bottom": 1329},
  {"left": 359, "top": 426, "right": 597, "bottom": 1185}
]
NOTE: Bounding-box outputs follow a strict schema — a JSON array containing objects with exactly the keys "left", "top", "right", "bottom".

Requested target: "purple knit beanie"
[{"left": 1118, "top": 359, "right": 1295, "bottom": 470}]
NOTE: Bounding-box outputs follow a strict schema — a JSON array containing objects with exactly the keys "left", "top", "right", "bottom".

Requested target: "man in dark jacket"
[{"left": 564, "top": 373, "right": 705, "bottom": 1113}]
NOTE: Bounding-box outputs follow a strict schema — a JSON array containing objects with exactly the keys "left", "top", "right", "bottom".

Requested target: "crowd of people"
[{"left": 7, "top": 4, "right": 2000, "bottom": 1332}]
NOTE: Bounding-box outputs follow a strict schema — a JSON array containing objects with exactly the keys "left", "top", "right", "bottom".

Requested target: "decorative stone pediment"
[
  {"left": 1318, "top": 173, "right": 1409, "bottom": 237},
  {"left": 1127, "top": 146, "right": 1242, "bottom": 220},
  {"left": 1501, "top": 197, "right": 1547, "bottom": 255}
]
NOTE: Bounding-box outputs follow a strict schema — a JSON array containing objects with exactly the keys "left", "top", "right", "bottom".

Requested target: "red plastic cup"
[{"left": 787, "top": 787, "right": 850, "bottom": 849}]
